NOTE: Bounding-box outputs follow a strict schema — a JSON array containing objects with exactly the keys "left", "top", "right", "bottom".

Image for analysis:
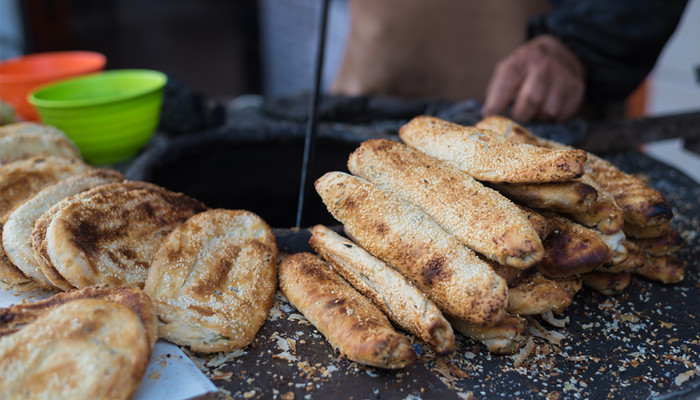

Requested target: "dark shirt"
[{"left": 529, "top": 0, "right": 688, "bottom": 103}]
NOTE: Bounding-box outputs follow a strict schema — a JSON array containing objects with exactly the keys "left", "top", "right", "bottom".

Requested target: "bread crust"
[
  {"left": 537, "top": 213, "right": 610, "bottom": 278},
  {"left": 634, "top": 254, "right": 685, "bottom": 284},
  {"left": 2, "top": 169, "right": 124, "bottom": 288},
  {"left": 0, "top": 299, "right": 151, "bottom": 400},
  {"left": 348, "top": 139, "right": 543, "bottom": 269},
  {"left": 399, "top": 116, "right": 586, "bottom": 183},
  {"left": 309, "top": 224, "right": 454, "bottom": 354},
  {"left": 0, "top": 157, "right": 91, "bottom": 289},
  {"left": 581, "top": 271, "right": 631, "bottom": 295},
  {"left": 488, "top": 180, "right": 597, "bottom": 214},
  {"left": 144, "top": 209, "right": 277, "bottom": 353},
  {"left": 46, "top": 187, "right": 207, "bottom": 288},
  {"left": 32, "top": 180, "right": 166, "bottom": 291},
  {"left": 279, "top": 252, "right": 416, "bottom": 369},
  {"left": 0, "top": 132, "right": 82, "bottom": 164},
  {"left": 315, "top": 171, "right": 507, "bottom": 326},
  {"left": 0, "top": 285, "right": 157, "bottom": 350},
  {"left": 448, "top": 313, "right": 529, "bottom": 355},
  {"left": 569, "top": 175, "right": 624, "bottom": 234},
  {"left": 507, "top": 272, "right": 581, "bottom": 315}
]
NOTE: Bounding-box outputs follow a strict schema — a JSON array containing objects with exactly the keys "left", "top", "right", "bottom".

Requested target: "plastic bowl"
[
  {"left": 29, "top": 69, "right": 167, "bottom": 165},
  {"left": 0, "top": 51, "right": 106, "bottom": 121}
]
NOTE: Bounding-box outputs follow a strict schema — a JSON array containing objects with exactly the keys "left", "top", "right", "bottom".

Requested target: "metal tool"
[{"left": 296, "top": 0, "right": 330, "bottom": 228}]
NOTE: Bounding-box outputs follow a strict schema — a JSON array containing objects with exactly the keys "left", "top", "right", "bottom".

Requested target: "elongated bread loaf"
[
  {"left": 309, "top": 224, "right": 454, "bottom": 354},
  {"left": 144, "top": 209, "right": 278, "bottom": 353},
  {"left": 348, "top": 139, "right": 543, "bottom": 269},
  {"left": 2, "top": 169, "right": 124, "bottom": 288},
  {"left": 488, "top": 180, "right": 597, "bottom": 214},
  {"left": 0, "top": 132, "right": 81, "bottom": 164},
  {"left": 279, "top": 252, "right": 416, "bottom": 369},
  {"left": 448, "top": 313, "right": 529, "bottom": 355},
  {"left": 581, "top": 271, "right": 631, "bottom": 295},
  {"left": 507, "top": 273, "right": 581, "bottom": 315},
  {"left": 537, "top": 213, "right": 610, "bottom": 278},
  {"left": 315, "top": 171, "right": 507, "bottom": 326},
  {"left": 634, "top": 254, "right": 685, "bottom": 284},
  {"left": 399, "top": 116, "right": 586, "bottom": 183},
  {"left": 0, "top": 299, "right": 151, "bottom": 400},
  {"left": 569, "top": 174, "right": 624, "bottom": 234},
  {"left": 478, "top": 115, "right": 672, "bottom": 228}
]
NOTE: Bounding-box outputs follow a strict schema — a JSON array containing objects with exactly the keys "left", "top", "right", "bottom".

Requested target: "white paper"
[{"left": 0, "top": 287, "right": 218, "bottom": 400}]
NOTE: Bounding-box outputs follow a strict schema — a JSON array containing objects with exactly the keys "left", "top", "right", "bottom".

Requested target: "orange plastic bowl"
[{"left": 0, "top": 51, "right": 106, "bottom": 121}]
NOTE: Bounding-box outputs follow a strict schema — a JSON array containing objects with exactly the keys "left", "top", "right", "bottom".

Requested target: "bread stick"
[
  {"left": 634, "top": 254, "right": 685, "bottom": 284},
  {"left": 569, "top": 175, "right": 624, "bottom": 234},
  {"left": 448, "top": 313, "right": 529, "bottom": 355},
  {"left": 507, "top": 272, "right": 581, "bottom": 315},
  {"left": 581, "top": 271, "right": 631, "bottom": 295},
  {"left": 348, "top": 139, "right": 543, "bottom": 269},
  {"left": 399, "top": 116, "right": 587, "bottom": 183},
  {"left": 315, "top": 171, "right": 508, "bottom": 326},
  {"left": 279, "top": 252, "right": 416, "bottom": 369},
  {"left": 310, "top": 224, "right": 454, "bottom": 354},
  {"left": 488, "top": 180, "right": 597, "bottom": 214}
]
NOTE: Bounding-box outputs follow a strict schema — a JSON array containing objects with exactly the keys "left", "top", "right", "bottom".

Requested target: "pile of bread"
[
  {"left": 279, "top": 115, "right": 685, "bottom": 369},
  {"left": 0, "top": 122, "right": 278, "bottom": 399}
]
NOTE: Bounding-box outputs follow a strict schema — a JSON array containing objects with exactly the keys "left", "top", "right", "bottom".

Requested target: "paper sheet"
[{"left": 0, "top": 287, "right": 218, "bottom": 400}]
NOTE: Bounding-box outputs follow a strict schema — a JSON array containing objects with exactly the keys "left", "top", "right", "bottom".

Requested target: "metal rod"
[{"left": 296, "top": 0, "right": 330, "bottom": 228}]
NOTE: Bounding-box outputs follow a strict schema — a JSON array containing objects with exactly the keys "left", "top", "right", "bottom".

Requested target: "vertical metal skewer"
[{"left": 296, "top": 0, "right": 330, "bottom": 228}]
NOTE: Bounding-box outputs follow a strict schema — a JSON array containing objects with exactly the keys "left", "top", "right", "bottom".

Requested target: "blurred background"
[{"left": 1, "top": 0, "right": 698, "bottom": 117}]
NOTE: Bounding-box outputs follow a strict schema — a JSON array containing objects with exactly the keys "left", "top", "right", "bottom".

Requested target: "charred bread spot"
[{"left": 421, "top": 256, "right": 449, "bottom": 287}]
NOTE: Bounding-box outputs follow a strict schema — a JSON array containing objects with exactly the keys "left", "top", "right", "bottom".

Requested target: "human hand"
[{"left": 482, "top": 34, "right": 585, "bottom": 123}]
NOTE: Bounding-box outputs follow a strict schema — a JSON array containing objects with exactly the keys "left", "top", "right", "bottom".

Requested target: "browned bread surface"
[
  {"left": 309, "top": 224, "right": 454, "bottom": 354},
  {"left": 45, "top": 186, "right": 207, "bottom": 288},
  {"left": 315, "top": 171, "right": 508, "bottom": 326},
  {"left": 0, "top": 298, "right": 151, "bottom": 400},
  {"left": 348, "top": 139, "right": 543, "bottom": 269},
  {"left": 144, "top": 209, "right": 277, "bottom": 353},
  {"left": 400, "top": 116, "right": 586, "bottom": 183},
  {"left": 279, "top": 252, "right": 416, "bottom": 369}
]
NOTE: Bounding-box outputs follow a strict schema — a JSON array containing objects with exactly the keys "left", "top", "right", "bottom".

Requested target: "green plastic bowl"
[{"left": 28, "top": 69, "right": 167, "bottom": 164}]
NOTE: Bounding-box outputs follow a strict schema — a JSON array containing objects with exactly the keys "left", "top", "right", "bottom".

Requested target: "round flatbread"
[{"left": 144, "top": 209, "right": 277, "bottom": 353}]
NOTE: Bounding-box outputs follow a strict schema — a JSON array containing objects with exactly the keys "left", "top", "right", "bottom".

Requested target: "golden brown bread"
[
  {"left": 631, "top": 227, "right": 684, "bottom": 256},
  {"left": 309, "top": 224, "right": 454, "bottom": 354},
  {"left": 448, "top": 313, "right": 529, "bottom": 355},
  {"left": 144, "top": 209, "right": 277, "bottom": 353},
  {"left": 0, "top": 132, "right": 82, "bottom": 164},
  {"left": 516, "top": 205, "right": 549, "bottom": 240},
  {"left": 569, "top": 174, "right": 624, "bottom": 234},
  {"left": 596, "top": 239, "right": 645, "bottom": 273},
  {"left": 279, "top": 252, "right": 416, "bottom": 369},
  {"left": 0, "top": 156, "right": 91, "bottom": 289},
  {"left": 315, "top": 171, "right": 508, "bottom": 326},
  {"left": 0, "top": 299, "right": 151, "bottom": 400},
  {"left": 623, "top": 221, "right": 673, "bottom": 239},
  {"left": 400, "top": 116, "right": 586, "bottom": 183},
  {"left": 32, "top": 180, "right": 166, "bottom": 291},
  {"left": 507, "top": 272, "right": 581, "bottom": 315},
  {"left": 488, "top": 180, "right": 597, "bottom": 214},
  {"left": 581, "top": 271, "right": 631, "bottom": 295},
  {"left": 0, "top": 122, "right": 66, "bottom": 138},
  {"left": 537, "top": 213, "right": 610, "bottom": 278},
  {"left": 2, "top": 169, "right": 124, "bottom": 289},
  {"left": 45, "top": 186, "right": 207, "bottom": 288},
  {"left": 633, "top": 254, "right": 685, "bottom": 284},
  {"left": 348, "top": 139, "right": 543, "bottom": 269},
  {"left": 0, "top": 285, "right": 158, "bottom": 350}
]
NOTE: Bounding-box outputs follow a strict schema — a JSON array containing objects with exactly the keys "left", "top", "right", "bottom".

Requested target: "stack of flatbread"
[
  {"left": 296, "top": 115, "right": 684, "bottom": 364},
  {"left": 0, "top": 122, "right": 280, "bottom": 396}
]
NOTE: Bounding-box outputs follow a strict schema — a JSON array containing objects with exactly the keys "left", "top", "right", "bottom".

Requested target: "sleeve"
[{"left": 527, "top": 0, "right": 688, "bottom": 103}]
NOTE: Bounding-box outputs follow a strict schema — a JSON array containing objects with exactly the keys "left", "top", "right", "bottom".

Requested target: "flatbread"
[
  {"left": 0, "top": 157, "right": 91, "bottom": 289},
  {"left": 144, "top": 209, "right": 277, "bottom": 353},
  {"left": 0, "top": 299, "right": 151, "bottom": 400},
  {"left": 0, "top": 132, "right": 82, "bottom": 164},
  {"left": 0, "top": 285, "right": 157, "bottom": 350},
  {"left": 2, "top": 169, "right": 124, "bottom": 288},
  {"left": 45, "top": 186, "right": 207, "bottom": 288},
  {"left": 32, "top": 180, "right": 167, "bottom": 291}
]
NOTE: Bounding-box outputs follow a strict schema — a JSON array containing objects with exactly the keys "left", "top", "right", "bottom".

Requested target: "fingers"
[
  {"left": 483, "top": 59, "right": 525, "bottom": 118},
  {"left": 483, "top": 35, "right": 585, "bottom": 123}
]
